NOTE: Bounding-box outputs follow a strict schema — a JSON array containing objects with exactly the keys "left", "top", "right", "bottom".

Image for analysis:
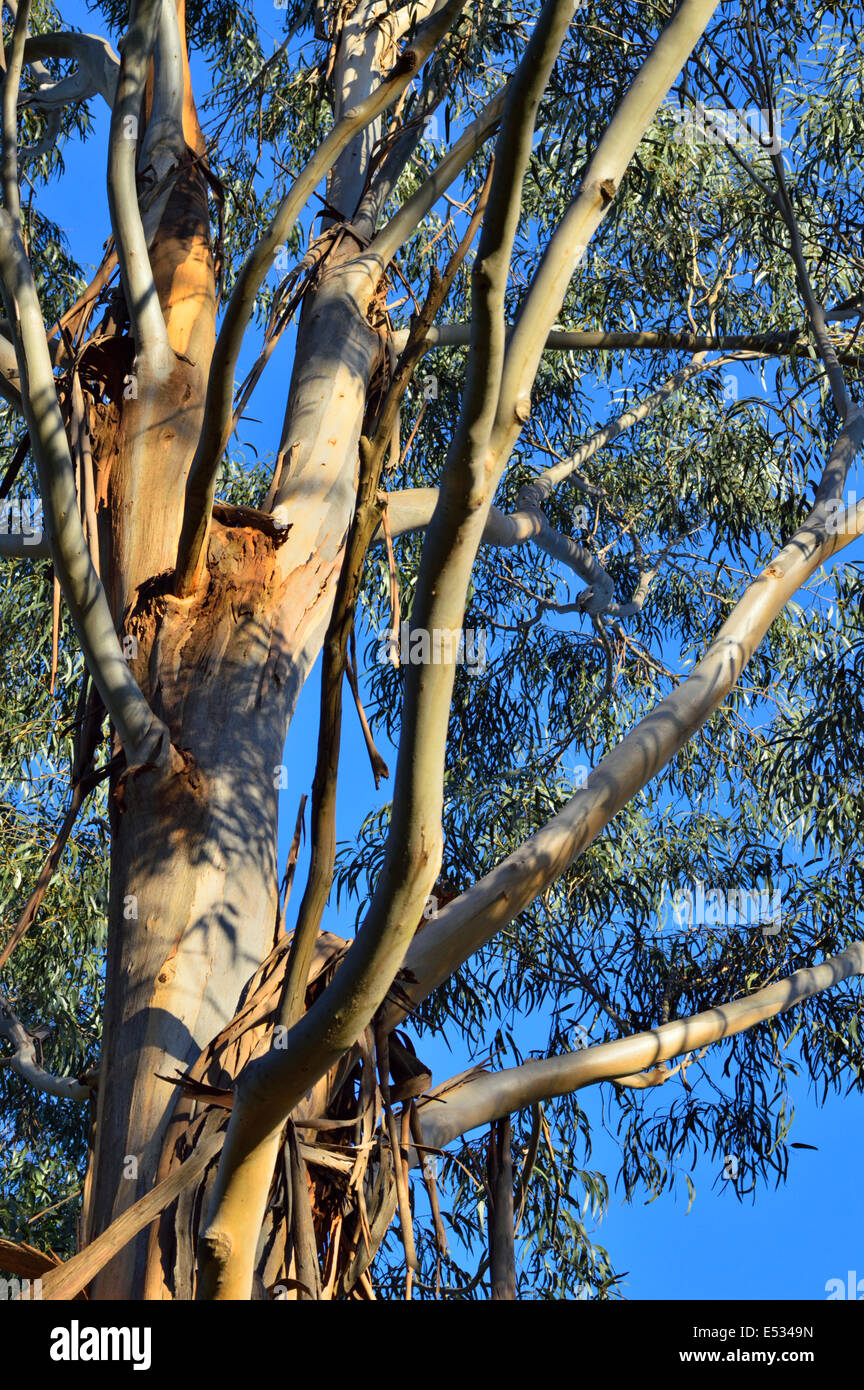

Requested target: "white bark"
[
  {"left": 107, "top": 0, "right": 172, "bottom": 371},
  {"left": 0, "top": 992, "right": 94, "bottom": 1102},
  {"left": 416, "top": 941, "right": 864, "bottom": 1148},
  {"left": 19, "top": 33, "right": 120, "bottom": 110}
]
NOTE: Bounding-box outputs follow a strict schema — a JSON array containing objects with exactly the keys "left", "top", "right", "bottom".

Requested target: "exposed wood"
[{"left": 40, "top": 1133, "right": 225, "bottom": 1301}]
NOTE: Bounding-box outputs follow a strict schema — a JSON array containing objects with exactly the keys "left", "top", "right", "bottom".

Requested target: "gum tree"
[{"left": 2, "top": 0, "right": 864, "bottom": 1300}]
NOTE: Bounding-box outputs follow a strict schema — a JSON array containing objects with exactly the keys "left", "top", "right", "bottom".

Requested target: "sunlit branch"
[
  {"left": 0, "top": 212, "right": 171, "bottom": 768},
  {"left": 107, "top": 0, "right": 171, "bottom": 366},
  {"left": 385, "top": 424, "right": 864, "bottom": 1025},
  {"left": 415, "top": 941, "right": 864, "bottom": 1149}
]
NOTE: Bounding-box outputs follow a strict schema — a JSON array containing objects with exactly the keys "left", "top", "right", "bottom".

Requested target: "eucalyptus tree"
[{"left": 1, "top": 0, "right": 864, "bottom": 1302}]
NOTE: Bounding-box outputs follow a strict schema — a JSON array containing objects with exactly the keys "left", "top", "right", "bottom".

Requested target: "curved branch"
[
  {"left": 107, "top": 0, "right": 171, "bottom": 367},
  {"left": 376, "top": 485, "right": 625, "bottom": 614},
  {"left": 19, "top": 32, "right": 119, "bottom": 110},
  {"left": 0, "top": 212, "right": 171, "bottom": 768},
  {"left": 385, "top": 416, "right": 864, "bottom": 1025},
  {"left": 415, "top": 941, "right": 864, "bottom": 1149},
  {"left": 0, "top": 992, "right": 94, "bottom": 1102},
  {"left": 503, "top": 344, "right": 758, "bottom": 609},
  {"left": 373, "top": 463, "right": 679, "bottom": 621}
]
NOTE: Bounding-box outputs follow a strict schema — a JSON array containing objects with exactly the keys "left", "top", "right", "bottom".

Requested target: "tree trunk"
[
  {"left": 82, "top": 170, "right": 384, "bottom": 1301},
  {"left": 88, "top": 520, "right": 291, "bottom": 1296}
]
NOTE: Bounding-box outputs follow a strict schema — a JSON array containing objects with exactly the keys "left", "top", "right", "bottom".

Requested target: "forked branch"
[{"left": 387, "top": 422, "right": 864, "bottom": 1023}]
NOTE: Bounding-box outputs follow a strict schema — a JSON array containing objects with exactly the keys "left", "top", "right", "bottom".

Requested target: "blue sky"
[{"left": 27, "top": 0, "right": 864, "bottom": 1300}]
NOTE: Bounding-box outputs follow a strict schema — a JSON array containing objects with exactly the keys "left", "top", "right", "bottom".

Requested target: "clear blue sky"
[{"left": 32, "top": 0, "right": 863, "bottom": 1301}]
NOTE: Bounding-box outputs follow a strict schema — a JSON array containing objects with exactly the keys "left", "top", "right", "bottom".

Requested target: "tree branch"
[
  {"left": 371, "top": 343, "right": 748, "bottom": 618},
  {"left": 487, "top": 0, "right": 725, "bottom": 482},
  {"left": 2, "top": 0, "right": 31, "bottom": 226},
  {"left": 389, "top": 324, "right": 812, "bottom": 355},
  {"left": 107, "top": 0, "right": 171, "bottom": 368},
  {"left": 37, "top": 1131, "right": 225, "bottom": 1300},
  {"left": 415, "top": 941, "right": 864, "bottom": 1149},
  {"left": 278, "top": 202, "right": 485, "bottom": 1030},
  {"left": 19, "top": 32, "right": 120, "bottom": 111},
  {"left": 0, "top": 213, "right": 171, "bottom": 768},
  {"left": 525, "top": 351, "right": 763, "bottom": 499},
  {"left": 358, "top": 82, "right": 508, "bottom": 266},
  {"left": 385, "top": 421, "right": 864, "bottom": 1025},
  {"left": 0, "top": 991, "right": 94, "bottom": 1101}
]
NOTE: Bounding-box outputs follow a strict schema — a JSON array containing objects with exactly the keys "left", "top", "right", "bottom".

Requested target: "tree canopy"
[{"left": 1, "top": 0, "right": 864, "bottom": 1303}]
